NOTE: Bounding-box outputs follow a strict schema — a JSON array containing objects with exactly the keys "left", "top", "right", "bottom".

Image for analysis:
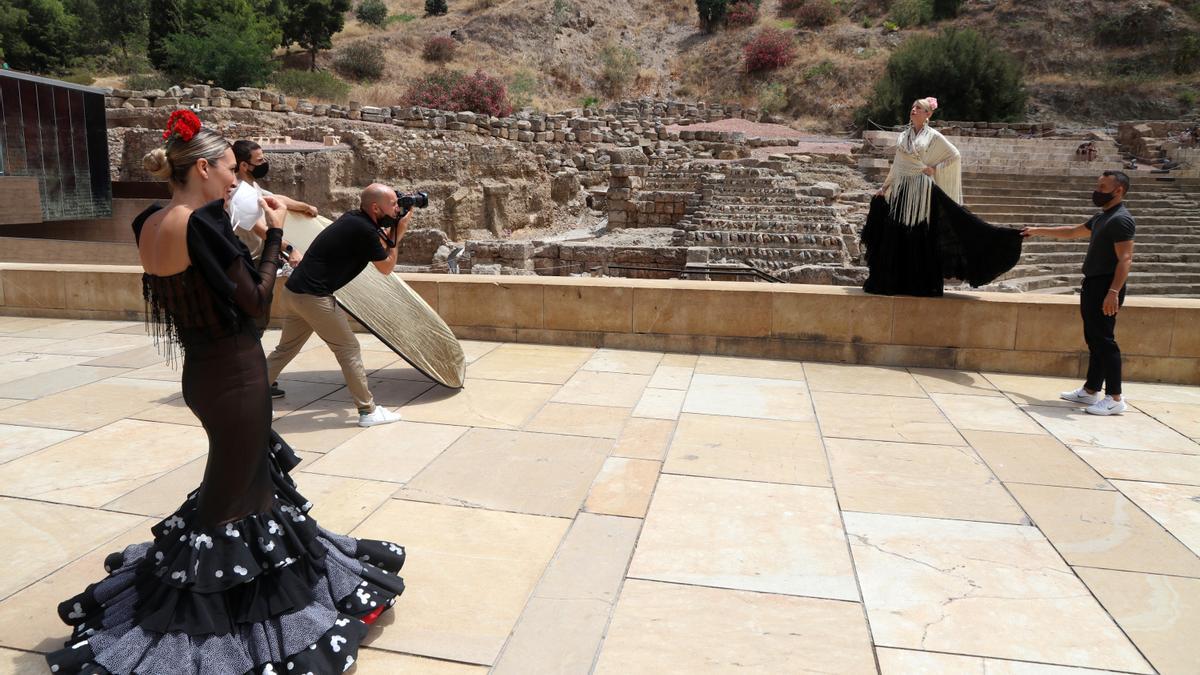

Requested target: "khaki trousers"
[{"left": 266, "top": 287, "right": 374, "bottom": 413}]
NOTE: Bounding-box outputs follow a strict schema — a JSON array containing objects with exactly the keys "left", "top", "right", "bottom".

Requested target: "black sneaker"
[{"left": 269, "top": 382, "right": 286, "bottom": 399}]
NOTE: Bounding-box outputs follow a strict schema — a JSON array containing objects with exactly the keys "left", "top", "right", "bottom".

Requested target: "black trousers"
[{"left": 1080, "top": 275, "right": 1126, "bottom": 396}]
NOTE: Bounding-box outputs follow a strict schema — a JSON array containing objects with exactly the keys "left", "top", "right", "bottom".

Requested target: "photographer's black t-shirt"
[{"left": 286, "top": 210, "right": 389, "bottom": 297}]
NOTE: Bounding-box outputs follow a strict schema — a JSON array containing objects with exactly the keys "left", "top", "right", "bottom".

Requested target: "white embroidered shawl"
[{"left": 882, "top": 125, "right": 962, "bottom": 226}]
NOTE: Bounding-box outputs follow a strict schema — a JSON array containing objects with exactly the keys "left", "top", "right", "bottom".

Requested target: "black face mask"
[
  {"left": 250, "top": 161, "right": 269, "bottom": 179},
  {"left": 1091, "top": 189, "right": 1116, "bottom": 208}
]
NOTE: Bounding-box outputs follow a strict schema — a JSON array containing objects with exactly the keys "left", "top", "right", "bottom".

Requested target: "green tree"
[
  {"left": 356, "top": 0, "right": 388, "bottom": 26},
  {"left": 425, "top": 0, "right": 448, "bottom": 16},
  {"left": 98, "top": 0, "right": 148, "bottom": 60},
  {"left": 162, "top": 1, "right": 279, "bottom": 88},
  {"left": 147, "top": 0, "right": 184, "bottom": 70},
  {"left": 0, "top": 3, "right": 31, "bottom": 66},
  {"left": 696, "top": 0, "right": 729, "bottom": 32},
  {"left": 859, "top": 28, "right": 1026, "bottom": 126},
  {"left": 1, "top": 0, "right": 80, "bottom": 73},
  {"left": 280, "top": 0, "right": 352, "bottom": 70}
]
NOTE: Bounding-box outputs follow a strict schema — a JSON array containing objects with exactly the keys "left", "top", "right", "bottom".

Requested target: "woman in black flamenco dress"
[
  {"left": 45, "top": 113, "right": 405, "bottom": 674},
  {"left": 861, "top": 97, "right": 1024, "bottom": 296}
]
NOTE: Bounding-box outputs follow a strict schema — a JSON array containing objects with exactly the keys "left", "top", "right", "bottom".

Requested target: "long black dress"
[
  {"left": 46, "top": 201, "right": 406, "bottom": 674},
  {"left": 861, "top": 184, "right": 1024, "bottom": 297}
]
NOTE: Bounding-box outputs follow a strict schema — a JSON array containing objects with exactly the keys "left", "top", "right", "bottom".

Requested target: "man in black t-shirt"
[
  {"left": 266, "top": 184, "right": 413, "bottom": 428},
  {"left": 1022, "top": 170, "right": 1136, "bottom": 416}
]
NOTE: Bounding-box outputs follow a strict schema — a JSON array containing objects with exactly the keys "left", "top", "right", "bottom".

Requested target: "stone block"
[
  {"left": 2, "top": 269, "right": 67, "bottom": 309},
  {"left": 439, "top": 280, "right": 544, "bottom": 329},
  {"left": 810, "top": 181, "right": 841, "bottom": 198},
  {"left": 633, "top": 288, "right": 772, "bottom": 338},
  {"left": 893, "top": 296, "right": 1017, "bottom": 351},
  {"left": 544, "top": 285, "right": 634, "bottom": 333},
  {"left": 125, "top": 98, "right": 149, "bottom": 108}
]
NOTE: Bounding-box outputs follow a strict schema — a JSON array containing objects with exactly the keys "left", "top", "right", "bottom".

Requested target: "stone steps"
[
  {"left": 707, "top": 247, "right": 848, "bottom": 267},
  {"left": 1019, "top": 250, "right": 1200, "bottom": 264},
  {"left": 967, "top": 199, "right": 1197, "bottom": 212},
  {"left": 1020, "top": 241, "right": 1193, "bottom": 254},
  {"left": 971, "top": 213, "right": 1200, "bottom": 228},
  {"left": 1004, "top": 262, "right": 1200, "bottom": 279},
  {"left": 687, "top": 219, "right": 844, "bottom": 234},
  {"left": 688, "top": 230, "right": 845, "bottom": 248},
  {"left": 1018, "top": 274, "right": 1200, "bottom": 295}
]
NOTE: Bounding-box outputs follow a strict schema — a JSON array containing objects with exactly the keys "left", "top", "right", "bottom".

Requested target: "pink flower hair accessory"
[{"left": 925, "top": 97, "right": 939, "bottom": 111}]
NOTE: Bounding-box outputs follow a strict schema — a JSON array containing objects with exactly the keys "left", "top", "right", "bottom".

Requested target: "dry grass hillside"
[{"left": 307, "top": 0, "right": 1199, "bottom": 129}]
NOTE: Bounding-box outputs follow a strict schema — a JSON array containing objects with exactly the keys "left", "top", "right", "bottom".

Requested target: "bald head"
[
  {"left": 360, "top": 183, "right": 399, "bottom": 224},
  {"left": 360, "top": 183, "right": 394, "bottom": 210}
]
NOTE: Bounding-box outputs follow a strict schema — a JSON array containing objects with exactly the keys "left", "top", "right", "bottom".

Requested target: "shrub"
[
  {"left": 422, "top": 35, "right": 458, "bottom": 62},
  {"left": 598, "top": 43, "right": 638, "bottom": 98},
  {"left": 552, "top": 0, "right": 572, "bottom": 23},
  {"left": 786, "top": 0, "right": 839, "bottom": 28},
  {"left": 890, "top": 0, "right": 932, "bottom": 28},
  {"left": 758, "top": 82, "right": 788, "bottom": 115},
  {"left": 1172, "top": 34, "right": 1200, "bottom": 75},
  {"left": 932, "top": 0, "right": 962, "bottom": 19},
  {"left": 742, "top": 27, "right": 796, "bottom": 73},
  {"left": 1095, "top": 4, "right": 1171, "bottom": 47},
  {"left": 453, "top": 70, "right": 512, "bottom": 117},
  {"left": 356, "top": 0, "right": 389, "bottom": 26},
  {"left": 726, "top": 1, "right": 758, "bottom": 27},
  {"left": 333, "top": 41, "right": 384, "bottom": 81},
  {"left": 696, "top": 0, "right": 730, "bottom": 33},
  {"left": 858, "top": 28, "right": 1026, "bottom": 125},
  {"left": 61, "top": 68, "right": 95, "bottom": 85},
  {"left": 272, "top": 69, "right": 351, "bottom": 102},
  {"left": 803, "top": 59, "right": 835, "bottom": 82},
  {"left": 508, "top": 69, "right": 537, "bottom": 110},
  {"left": 580, "top": 95, "right": 600, "bottom": 108},
  {"left": 402, "top": 69, "right": 512, "bottom": 117},
  {"left": 425, "top": 0, "right": 448, "bottom": 15},
  {"left": 126, "top": 70, "right": 173, "bottom": 90}
]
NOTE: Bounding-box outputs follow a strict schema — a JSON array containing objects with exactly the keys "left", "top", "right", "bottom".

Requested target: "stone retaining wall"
[{"left": 2, "top": 265, "right": 1195, "bottom": 385}]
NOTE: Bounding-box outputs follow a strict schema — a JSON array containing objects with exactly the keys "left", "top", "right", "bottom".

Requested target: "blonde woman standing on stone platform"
[{"left": 861, "top": 97, "right": 1023, "bottom": 296}]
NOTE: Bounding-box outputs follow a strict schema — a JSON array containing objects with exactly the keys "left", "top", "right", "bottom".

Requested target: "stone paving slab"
[{"left": 0, "top": 318, "right": 1197, "bottom": 673}]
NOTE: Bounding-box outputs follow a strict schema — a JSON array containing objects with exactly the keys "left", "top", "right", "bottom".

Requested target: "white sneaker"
[
  {"left": 358, "top": 406, "right": 402, "bottom": 428},
  {"left": 1060, "top": 387, "right": 1103, "bottom": 405},
  {"left": 1085, "top": 396, "right": 1127, "bottom": 416}
]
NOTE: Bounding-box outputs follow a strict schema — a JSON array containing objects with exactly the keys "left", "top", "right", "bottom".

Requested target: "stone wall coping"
[
  {"left": 389, "top": 271, "right": 1200, "bottom": 309},
  {"left": 3, "top": 263, "right": 1197, "bottom": 309},
  {"left": 3, "top": 265, "right": 1197, "bottom": 384}
]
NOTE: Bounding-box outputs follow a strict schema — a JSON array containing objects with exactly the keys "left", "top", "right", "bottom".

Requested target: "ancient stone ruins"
[{"left": 92, "top": 85, "right": 1200, "bottom": 295}]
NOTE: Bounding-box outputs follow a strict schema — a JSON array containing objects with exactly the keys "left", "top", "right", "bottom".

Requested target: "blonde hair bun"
[{"left": 143, "top": 148, "right": 172, "bottom": 180}]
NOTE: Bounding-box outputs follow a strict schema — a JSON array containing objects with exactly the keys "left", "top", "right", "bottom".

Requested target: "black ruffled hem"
[
  {"left": 45, "top": 437, "right": 405, "bottom": 675},
  {"left": 862, "top": 185, "right": 1023, "bottom": 297}
]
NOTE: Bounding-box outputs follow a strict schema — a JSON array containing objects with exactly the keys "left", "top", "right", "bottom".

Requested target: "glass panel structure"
[{"left": 0, "top": 71, "right": 112, "bottom": 221}]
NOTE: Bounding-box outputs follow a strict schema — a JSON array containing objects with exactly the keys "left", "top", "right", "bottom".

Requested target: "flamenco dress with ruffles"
[
  {"left": 45, "top": 200, "right": 406, "bottom": 675},
  {"left": 861, "top": 125, "right": 1023, "bottom": 297}
]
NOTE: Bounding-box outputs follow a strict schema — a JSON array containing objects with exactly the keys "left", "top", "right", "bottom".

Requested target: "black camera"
[{"left": 397, "top": 191, "right": 429, "bottom": 211}]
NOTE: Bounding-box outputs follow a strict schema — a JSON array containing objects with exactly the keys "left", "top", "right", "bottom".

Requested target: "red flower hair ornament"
[{"left": 163, "top": 110, "right": 202, "bottom": 143}]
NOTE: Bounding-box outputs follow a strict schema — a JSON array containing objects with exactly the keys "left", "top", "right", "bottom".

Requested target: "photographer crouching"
[{"left": 266, "top": 183, "right": 419, "bottom": 428}]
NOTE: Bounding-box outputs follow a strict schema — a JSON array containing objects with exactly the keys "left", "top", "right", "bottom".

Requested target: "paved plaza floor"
[{"left": 0, "top": 316, "right": 1197, "bottom": 674}]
